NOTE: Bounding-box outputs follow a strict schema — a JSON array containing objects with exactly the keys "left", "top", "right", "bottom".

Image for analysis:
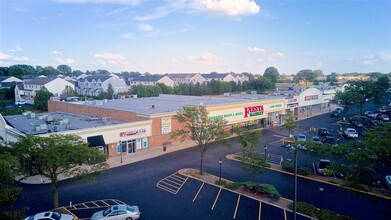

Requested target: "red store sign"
[
  {"left": 244, "top": 105, "right": 264, "bottom": 118},
  {"left": 304, "top": 95, "right": 319, "bottom": 101},
  {"left": 120, "top": 129, "right": 146, "bottom": 137}
]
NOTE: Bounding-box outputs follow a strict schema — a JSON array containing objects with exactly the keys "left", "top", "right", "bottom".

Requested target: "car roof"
[
  {"left": 34, "top": 212, "right": 56, "bottom": 218},
  {"left": 112, "top": 205, "right": 127, "bottom": 211}
]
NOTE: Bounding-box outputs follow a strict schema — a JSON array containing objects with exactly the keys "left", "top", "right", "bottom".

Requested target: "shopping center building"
[{"left": 0, "top": 88, "right": 335, "bottom": 158}]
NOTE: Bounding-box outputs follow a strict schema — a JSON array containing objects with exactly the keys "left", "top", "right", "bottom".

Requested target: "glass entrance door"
[{"left": 127, "top": 139, "right": 136, "bottom": 154}]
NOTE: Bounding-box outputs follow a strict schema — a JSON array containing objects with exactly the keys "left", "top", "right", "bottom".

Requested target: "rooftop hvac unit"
[
  {"left": 34, "top": 125, "right": 41, "bottom": 131},
  {"left": 53, "top": 125, "right": 66, "bottom": 132},
  {"left": 46, "top": 116, "right": 54, "bottom": 122},
  {"left": 40, "top": 124, "right": 47, "bottom": 130},
  {"left": 224, "top": 93, "right": 230, "bottom": 96},
  {"left": 251, "top": 91, "right": 257, "bottom": 94},
  {"left": 240, "top": 92, "right": 246, "bottom": 95},
  {"left": 23, "top": 111, "right": 32, "bottom": 116},
  {"left": 30, "top": 113, "right": 36, "bottom": 118}
]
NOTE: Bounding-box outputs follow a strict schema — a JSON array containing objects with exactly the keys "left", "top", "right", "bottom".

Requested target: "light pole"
[
  {"left": 293, "top": 147, "right": 298, "bottom": 220},
  {"left": 118, "top": 141, "right": 123, "bottom": 163},
  {"left": 219, "top": 158, "right": 222, "bottom": 181},
  {"left": 264, "top": 145, "right": 268, "bottom": 159}
]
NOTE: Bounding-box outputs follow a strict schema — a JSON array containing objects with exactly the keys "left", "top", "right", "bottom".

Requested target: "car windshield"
[
  {"left": 51, "top": 213, "right": 61, "bottom": 220},
  {"left": 313, "top": 137, "right": 320, "bottom": 141},
  {"left": 103, "top": 207, "right": 112, "bottom": 217},
  {"left": 319, "top": 161, "right": 330, "bottom": 169}
]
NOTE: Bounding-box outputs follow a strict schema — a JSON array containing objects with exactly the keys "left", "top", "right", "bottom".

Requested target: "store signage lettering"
[
  {"left": 244, "top": 105, "right": 264, "bottom": 118},
  {"left": 288, "top": 98, "right": 297, "bottom": 103},
  {"left": 269, "top": 104, "right": 282, "bottom": 109},
  {"left": 120, "top": 129, "right": 146, "bottom": 137},
  {"left": 305, "top": 95, "right": 319, "bottom": 101},
  {"left": 209, "top": 112, "right": 243, "bottom": 120}
]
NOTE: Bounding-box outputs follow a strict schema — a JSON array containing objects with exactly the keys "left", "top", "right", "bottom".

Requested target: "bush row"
[
  {"left": 214, "top": 180, "right": 281, "bottom": 200},
  {"left": 282, "top": 162, "right": 311, "bottom": 176},
  {"left": 289, "top": 202, "right": 354, "bottom": 220}
]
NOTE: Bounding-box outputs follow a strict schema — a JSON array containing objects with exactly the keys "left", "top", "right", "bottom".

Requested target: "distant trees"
[
  {"left": 263, "top": 67, "right": 280, "bottom": 86},
  {"left": 57, "top": 65, "right": 72, "bottom": 75},
  {"left": 295, "top": 69, "right": 323, "bottom": 85}
]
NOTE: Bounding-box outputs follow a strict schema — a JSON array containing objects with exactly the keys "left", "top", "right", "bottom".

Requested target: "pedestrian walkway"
[{"left": 17, "top": 105, "right": 335, "bottom": 185}]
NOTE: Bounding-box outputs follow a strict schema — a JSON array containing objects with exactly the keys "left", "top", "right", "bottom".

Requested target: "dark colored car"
[
  {"left": 349, "top": 118, "right": 363, "bottom": 127},
  {"left": 331, "top": 112, "right": 341, "bottom": 117},
  {"left": 322, "top": 135, "right": 337, "bottom": 144},
  {"left": 318, "top": 128, "right": 330, "bottom": 136}
]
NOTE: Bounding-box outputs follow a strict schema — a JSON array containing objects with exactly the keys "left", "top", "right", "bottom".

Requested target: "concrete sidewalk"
[{"left": 17, "top": 106, "right": 335, "bottom": 184}]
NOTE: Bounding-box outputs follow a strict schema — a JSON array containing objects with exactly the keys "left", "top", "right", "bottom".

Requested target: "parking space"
[
  {"left": 156, "top": 172, "right": 188, "bottom": 194},
  {"left": 159, "top": 177, "right": 313, "bottom": 220},
  {"left": 53, "top": 199, "right": 126, "bottom": 220}
]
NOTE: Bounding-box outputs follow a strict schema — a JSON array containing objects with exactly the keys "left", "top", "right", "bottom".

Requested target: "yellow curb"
[{"left": 226, "top": 154, "right": 391, "bottom": 200}]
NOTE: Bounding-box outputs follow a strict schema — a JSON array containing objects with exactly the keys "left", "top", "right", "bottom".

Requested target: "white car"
[
  {"left": 91, "top": 205, "right": 141, "bottom": 220},
  {"left": 296, "top": 134, "right": 307, "bottom": 142},
  {"left": 364, "top": 111, "right": 376, "bottom": 118},
  {"left": 25, "top": 212, "right": 74, "bottom": 220},
  {"left": 317, "top": 159, "right": 331, "bottom": 175},
  {"left": 386, "top": 176, "right": 391, "bottom": 190}
]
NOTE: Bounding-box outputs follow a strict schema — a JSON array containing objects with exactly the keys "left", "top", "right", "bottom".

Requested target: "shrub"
[
  {"left": 225, "top": 182, "right": 241, "bottom": 190},
  {"left": 242, "top": 182, "right": 280, "bottom": 200},
  {"left": 282, "top": 162, "right": 310, "bottom": 176},
  {"left": 288, "top": 202, "right": 317, "bottom": 217},
  {"left": 215, "top": 180, "right": 226, "bottom": 186},
  {"left": 318, "top": 209, "right": 340, "bottom": 220}
]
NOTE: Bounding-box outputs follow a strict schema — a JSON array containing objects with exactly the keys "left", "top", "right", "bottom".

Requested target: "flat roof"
[
  {"left": 69, "top": 94, "right": 286, "bottom": 116},
  {"left": 4, "top": 111, "right": 126, "bottom": 135}
]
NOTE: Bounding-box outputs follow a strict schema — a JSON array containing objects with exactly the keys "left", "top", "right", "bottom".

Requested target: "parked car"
[
  {"left": 344, "top": 128, "right": 359, "bottom": 139},
  {"left": 317, "top": 159, "right": 331, "bottom": 175},
  {"left": 91, "top": 205, "right": 141, "bottom": 220},
  {"left": 317, "top": 128, "right": 330, "bottom": 136},
  {"left": 322, "top": 135, "right": 339, "bottom": 145},
  {"left": 25, "top": 212, "right": 74, "bottom": 220},
  {"left": 364, "top": 111, "right": 376, "bottom": 118},
  {"left": 296, "top": 134, "right": 307, "bottom": 142},
  {"left": 349, "top": 117, "right": 363, "bottom": 127},
  {"left": 331, "top": 111, "right": 341, "bottom": 117},
  {"left": 377, "top": 107, "right": 391, "bottom": 113},
  {"left": 376, "top": 113, "right": 389, "bottom": 121},
  {"left": 312, "top": 136, "right": 323, "bottom": 144},
  {"left": 335, "top": 107, "right": 343, "bottom": 113},
  {"left": 386, "top": 175, "right": 391, "bottom": 190}
]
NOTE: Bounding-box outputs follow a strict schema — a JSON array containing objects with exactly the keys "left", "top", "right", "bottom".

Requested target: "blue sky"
[{"left": 1, "top": 0, "right": 390, "bottom": 75}]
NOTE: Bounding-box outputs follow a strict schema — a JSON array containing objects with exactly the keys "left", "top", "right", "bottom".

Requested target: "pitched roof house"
[
  {"left": 128, "top": 75, "right": 174, "bottom": 87},
  {"left": 167, "top": 73, "right": 205, "bottom": 86},
  {"left": 201, "top": 73, "right": 236, "bottom": 82},
  {"left": 76, "top": 75, "right": 128, "bottom": 97}
]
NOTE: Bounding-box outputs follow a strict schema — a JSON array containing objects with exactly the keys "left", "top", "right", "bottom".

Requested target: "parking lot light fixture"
[
  {"left": 219, "top": 158, "right": 222, "bottom": 181},
  {"left": 319, "top": 187, "right": 324, "bottom": 209}
]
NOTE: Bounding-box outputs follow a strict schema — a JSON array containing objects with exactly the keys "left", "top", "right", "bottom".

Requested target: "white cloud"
[
  {"left": 50, "top": 50, "right": 63, "bottom": 55},
  {"left": 0, "top": 52, "right": 14, "bottom": 60},
  {"left": 94, "top": 53, "right": 126, "bottom": 60},
  {"left": 9, "top": 44, "right": 22, "bottom": 52},
  {"left": 248, "top": 46, "right": 266, "bottom": 53},
  {"left": 94, "top": 52, "right": 130, "bottom": 66},
  {"left": 187, "top": 52, "right": 229, "bottom": 66},
  {"left": 0, "top": 52, "right": 29, "bottom": 61},
  {"left": 379, "top": 51, "right": 391, "bottom": 61},
  {"left": 56, "top": 58, "right": 74, "bottom": 64},
  {"left": 121, "top": 33, "right": 133, "bottom": 39},
  {"left": 137, "top": 23, "right": 154, "bottom": 31},
  {"left": 195, "top": 0, "right": 260, "bottom": 16}
]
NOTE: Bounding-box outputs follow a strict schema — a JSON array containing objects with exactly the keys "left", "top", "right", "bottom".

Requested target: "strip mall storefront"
[
  {"left": 297, "top": 88, "right": 326, "bottom": 118},
  {"left": 207, "top": 99, "right": 286, "bottom": 132}
]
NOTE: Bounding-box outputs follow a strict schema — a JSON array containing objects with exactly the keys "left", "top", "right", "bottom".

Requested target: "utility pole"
[{"left": 293, "top": 147, "right": 298, "bottom": 220}]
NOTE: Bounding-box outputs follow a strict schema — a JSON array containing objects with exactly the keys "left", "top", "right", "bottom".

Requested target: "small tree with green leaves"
[
  {"left": 171, "top": 105, "right": 230, "bottom": 175},
  {"left": 239, "top": 130, "right": 267, "bottom": 180},
  {"left": 34, "top": 87, "right": 54, "bottom": 111},
  {"left": 0, "top": 144, "right": 27, "bottom": 220},
  {"left": 281, "top": 114, "right": 298, "bottom": 137},
  {"left": 107, "top": 83, "right": 115, "bottom": 99},
  {"left": 14, "top": 134, "right": 108, "bottom": 208}
]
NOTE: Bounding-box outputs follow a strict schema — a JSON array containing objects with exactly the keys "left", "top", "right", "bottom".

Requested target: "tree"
[
  {"left": 0, "top": 144, "right": 26, "bottom": 219},
  {"left": 41, "top": 66, "right": 59, "bottom": 76},
  {"left": 295, "top": 69, "right": 322, "bottom": 85},
  {"left": 34, "top": 87, "right": 54, "bottom": 111},
  {"left": 170, "top": 105, "right": 230, "bottom": 175},
  {"left": 327, "top": 72, "right": 338, "bottom": 85},
  {"left": 281, "top": 114, "right": 298, "bottom": 137},
  {"left": 57, "top": 65, "right": 72, "bottom": 75},
  {"left": 330, "top": 90, "right": 360, "bottom": 118},
  {"left": 107, "top": 83, "right": 115, "bottom": 99},
  {"left": 61, "top": 85, "right": 77, "bottom": 98},
  {"left": 238, "top": 130, "right": 266, "bottom": 180},
  {"left": 263, "top": 67, "right": 280, "bottom": 86},
  {"left": 344, "top": 81, "right": 385, "bottom": 114},
  {"left": 14, "top": 134, "right": 108, "bottom": 208}
]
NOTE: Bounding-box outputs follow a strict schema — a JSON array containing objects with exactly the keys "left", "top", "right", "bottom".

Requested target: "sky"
[{"left": 0, "top": 0, "right": 390, "bottom": 75}]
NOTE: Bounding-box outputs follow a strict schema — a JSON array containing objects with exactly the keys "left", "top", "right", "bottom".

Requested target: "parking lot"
[{"left": 156, "top": 174, "right": 313, "bottom": 220}]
